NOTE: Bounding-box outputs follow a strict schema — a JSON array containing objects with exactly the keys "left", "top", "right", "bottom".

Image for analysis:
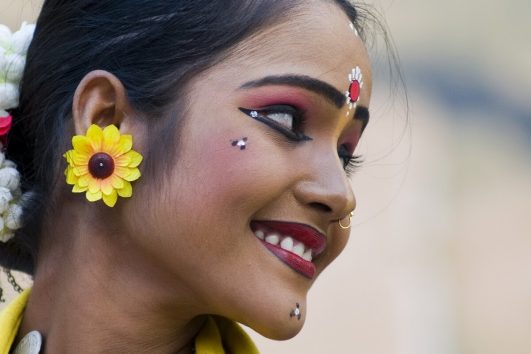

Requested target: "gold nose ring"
[{"left": 338, "top": 211, "right": 354, "bottom": 229}]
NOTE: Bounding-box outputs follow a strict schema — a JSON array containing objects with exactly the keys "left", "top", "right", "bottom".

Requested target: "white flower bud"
[
  {"left": 11, "top": 23, "right": 35, "bottom": 55},
  {"left": 0, "top": 25, "right": 12, "bottom": 50},
  {"left": 0, "top": 82, "right": 19, "bottom": 110},
  {"left": 4, "top": 54, "right": 25, "bottom": 83},
  {"left": 6, "top": 203, "right": 22, "bottom": 230},
  {"left": 0, "top": 166, "right": 20, "bottom": 192},
  {"left": 0, "top": 229, "right": 14, "bottom": 243},
  {"left": 0, "top": 187, "right": 13, "bottom": 214},
  {"left": 0, "top": 109, "right": 7, "bottom": 118},
  {"left": 3, "top": 159, "right": 15, "bottom": 168},
  {"left": 0, "top": 52, "right": 9, "bottom": 75}
]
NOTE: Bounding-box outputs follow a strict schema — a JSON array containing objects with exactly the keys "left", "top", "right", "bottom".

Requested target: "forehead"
[{"left": 212, "top": 1, "right": 372, "bottom": 103}]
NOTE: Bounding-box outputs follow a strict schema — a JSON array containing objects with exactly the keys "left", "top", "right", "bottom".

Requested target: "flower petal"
[
  {"left": 126, "top": 150, "right": 143, "bottom": 168},
  {"left": 102, "top": 125, "right": 120, "bottom": 152},
  {"left": 102, "top": 189, "right": 118, "bottom": 207},
  {"left": 117, "top": 167, "right": 141, "bottom": 182},
  {"left": 127, "top": 168, "right": 141, "bottom": 182},
  {"left": 86, "top": 189, "right": 102, "bottom": 202},
  {"left": 73, "top": 165, "right": 88, "bottom": 177},
  {"left": 114, "top": 154, "right": 131, "bottom": 167},
  {"left": 78, "top": 174, "right": 90, "bottom": 188},
  {"left": 117, "top": 180, "right": 132, "bottom": 198},
  {"left": 100, "top": 178, "right": 114, "bottom": 196},
  {"left": 72, "top": 135, "right": 94, "bottom": 156},
  {"left": 114, "top": 149, "right": 142, "bottom": 167},
  {"left": 88, "top": 177, "right": 101, "bottom": 194},
  {"left": 65, "top": 167, "right": 78, "bottom": 185},
  {"left": 86, "top": 125, "right": 103, "bottom": 151},
  {"left": 72, "top": 151, "right": 90, "bottom": 166},
  {"left": 72, "top": 184, "right": 87, "bottom": 193},
  {"left": 110, "top": 174, "right": 124, "bottom": 189},
  {"left": 113, "top": 135, "right": 133, "bottom": 156},
  {"left": 114, "top": 166, "right": 129, "bottom": 179},
  {"left": 64, "top": 150, "right": 75, "bottom": 165}
]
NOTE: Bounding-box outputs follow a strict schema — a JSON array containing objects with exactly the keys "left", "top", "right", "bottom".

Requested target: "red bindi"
[{"left": 348, "top": 80, "right": 360, "bottom": 103}]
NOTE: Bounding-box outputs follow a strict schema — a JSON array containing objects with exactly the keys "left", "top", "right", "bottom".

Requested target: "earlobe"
[{"left": 72, "top": 70, "right": 133, "bottom": 134}]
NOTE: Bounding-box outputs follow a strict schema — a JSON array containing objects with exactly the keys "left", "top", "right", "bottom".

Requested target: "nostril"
[{"left": 308, "top": 202, "right": 332, "bottom": 213}]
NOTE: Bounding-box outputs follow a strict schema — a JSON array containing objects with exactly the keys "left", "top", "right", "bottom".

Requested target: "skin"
[{"left": 18, "top": 1, "right": 372, "bottom": 353}]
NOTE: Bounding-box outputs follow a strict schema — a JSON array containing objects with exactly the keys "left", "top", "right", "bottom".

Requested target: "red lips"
[{"left": 251, "top": 220, "right": 326, "bottom": 279}]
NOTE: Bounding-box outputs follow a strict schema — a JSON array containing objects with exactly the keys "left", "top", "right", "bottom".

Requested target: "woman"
[{"left": 0, "top": 0, "right": 374, "bottom": 352}]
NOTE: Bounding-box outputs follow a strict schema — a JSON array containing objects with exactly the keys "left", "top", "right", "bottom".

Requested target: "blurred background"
[{"left": 1, "top": 0, "right": 530, "bottom": 353}]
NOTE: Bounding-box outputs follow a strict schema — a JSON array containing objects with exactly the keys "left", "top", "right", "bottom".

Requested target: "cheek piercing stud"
[
  {"left": 231, "top": 137, "right": 248, "bottom": 150},
  {"left": 290, "top": 303, "right": 302, "bottom": 320},
  {"left": 338, "top": 211, "right": 354, "bottom": 229}
]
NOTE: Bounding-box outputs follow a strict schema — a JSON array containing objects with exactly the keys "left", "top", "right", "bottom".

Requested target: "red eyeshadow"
[{"left": 240, "top": 87, "right": 314, "bottom": 111}]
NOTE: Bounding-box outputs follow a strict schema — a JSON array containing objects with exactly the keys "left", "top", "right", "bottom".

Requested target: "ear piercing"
[
  {"left": 290, "top": 303, "right": 301, "bottom": 320},
  {"left": 338, "top": 211, "right": 354, "bottom": 229},
  {"left": 231, "top": 137, "right": 248, "bottom": 150}
]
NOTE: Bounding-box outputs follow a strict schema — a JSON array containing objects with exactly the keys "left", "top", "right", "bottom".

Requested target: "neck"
[{"left": 18, "top": 202, "right": 206, "bottom": 353}]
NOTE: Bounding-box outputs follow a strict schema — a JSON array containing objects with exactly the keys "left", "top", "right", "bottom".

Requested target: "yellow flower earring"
[{"left": 63, "top": 124, "right": 143, "bottom": 207}]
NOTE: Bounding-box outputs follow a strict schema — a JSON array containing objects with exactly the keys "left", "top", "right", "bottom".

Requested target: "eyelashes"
[
  {"left": 239, "top": 104, "right": 363, "bottom": 174},
  {"left": 338, "top": 145, "right": 363, "bottom": 176}
]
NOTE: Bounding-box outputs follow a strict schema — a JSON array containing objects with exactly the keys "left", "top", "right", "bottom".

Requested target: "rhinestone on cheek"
[{"left": 88, "top": 152, "right": 115, "bottom": 179}]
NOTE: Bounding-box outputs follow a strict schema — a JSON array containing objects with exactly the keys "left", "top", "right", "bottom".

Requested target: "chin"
[
  {"left": 234, "top": 297, "right": 308, "bottom": 341},
  {"left": 248, "top": 316, "right": 305, "bottom": 341}
]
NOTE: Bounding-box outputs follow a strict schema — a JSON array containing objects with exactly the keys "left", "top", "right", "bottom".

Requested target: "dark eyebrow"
[
  {"left": 354, "top": 105, "right": 370, "bottom": 132},
  {"left": 240, "top": 75, "right": 346, "bottom": 109}
]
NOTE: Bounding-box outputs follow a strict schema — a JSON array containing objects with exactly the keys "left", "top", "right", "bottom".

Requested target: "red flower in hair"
[{"left": 0, "top": 112, "right": 12, "bottom": 148}]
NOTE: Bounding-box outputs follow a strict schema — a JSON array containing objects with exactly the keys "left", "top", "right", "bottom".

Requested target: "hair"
[{"left": 0, "top": 0, "right": 389, "bottom": 274}]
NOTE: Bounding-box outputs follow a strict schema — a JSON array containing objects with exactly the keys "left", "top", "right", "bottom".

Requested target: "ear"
[{"left": 72, "top": 70, "right": 133, "bottom": 135}]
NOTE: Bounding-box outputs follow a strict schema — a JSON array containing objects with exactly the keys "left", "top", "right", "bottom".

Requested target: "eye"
[
  {"left": 266, "top": 112, "right": 294, "bottom": 130},
  {"left": 239, "top": 105, "right": 312, "bottom": 142},
  {"left": 338, "top": 144, "right": 363, "bottom": 176}
]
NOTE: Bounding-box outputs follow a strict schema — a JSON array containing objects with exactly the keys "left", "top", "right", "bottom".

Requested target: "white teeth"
[
  {"left": 265, "top": 234, "right": 280, "bottom": 245},
  {"left": 302, "top": 250, "right": 313, "bottom": 262},
  {"left": 292, "top": 242, "right": 305, "bottom": 257},
  {"left": 256, "top": 229, "right": 315, "bottom": 262},
  {"left": 280, "top": 237, "right": 294, "bottom": 252}
]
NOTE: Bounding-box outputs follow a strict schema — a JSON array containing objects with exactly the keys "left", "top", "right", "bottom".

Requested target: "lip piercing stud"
[
  {"left": 338, "top": 211, "right": 354, "bottom": 229},
  {"left": 290, "top": 303, "right": 301, "bottom": 320},
  {"left": 231, "top": 137, "right": 248, "bottom": 150}
]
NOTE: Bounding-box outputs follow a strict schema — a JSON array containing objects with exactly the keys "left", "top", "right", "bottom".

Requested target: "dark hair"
[{"left": 0, "top": 0, "right": 374, "bottom": 273}]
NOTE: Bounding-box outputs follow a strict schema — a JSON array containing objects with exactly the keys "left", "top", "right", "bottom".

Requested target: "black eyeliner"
[{"left": 239, "top": 107, "right": 312, "bottom": 142}]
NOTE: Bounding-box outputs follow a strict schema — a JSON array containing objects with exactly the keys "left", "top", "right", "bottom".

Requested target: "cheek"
[{"left": 179, "top": 131, "right": 291, "bottom": 219}]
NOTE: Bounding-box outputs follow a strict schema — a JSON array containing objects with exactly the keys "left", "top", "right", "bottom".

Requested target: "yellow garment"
[
  {"left": 0, "top": 290, "right": 259, "bottom": 354},
  {"left": 0, "top": 288, "right": 31, "bottom": 354}
]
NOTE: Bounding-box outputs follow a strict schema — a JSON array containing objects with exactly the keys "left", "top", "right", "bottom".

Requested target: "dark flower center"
[{"left": 88, "top": 152, "right": 115, "bottom": 179}]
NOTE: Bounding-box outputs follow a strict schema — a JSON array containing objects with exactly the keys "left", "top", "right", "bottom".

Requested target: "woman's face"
[{"left": 126, "top": 1, "right": 371, "bottom": 339}]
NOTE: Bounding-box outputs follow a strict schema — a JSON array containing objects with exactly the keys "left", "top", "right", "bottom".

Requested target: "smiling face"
[{"left": 125, "top": 1, "right": 372, "bottom": 340}]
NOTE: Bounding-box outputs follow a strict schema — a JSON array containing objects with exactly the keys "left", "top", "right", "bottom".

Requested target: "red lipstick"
[{"left": 251, "top": 220, "right": 327, "bottom": 279}]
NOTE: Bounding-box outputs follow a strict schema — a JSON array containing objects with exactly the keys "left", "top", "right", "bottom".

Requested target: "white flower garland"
[{"left": 0, "top": 22, "right": 35, "bottom": 242}]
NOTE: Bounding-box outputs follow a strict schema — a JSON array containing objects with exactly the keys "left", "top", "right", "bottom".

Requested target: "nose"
[{"left": 293, "top": 156, "right": 356, "bottom": 222}]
